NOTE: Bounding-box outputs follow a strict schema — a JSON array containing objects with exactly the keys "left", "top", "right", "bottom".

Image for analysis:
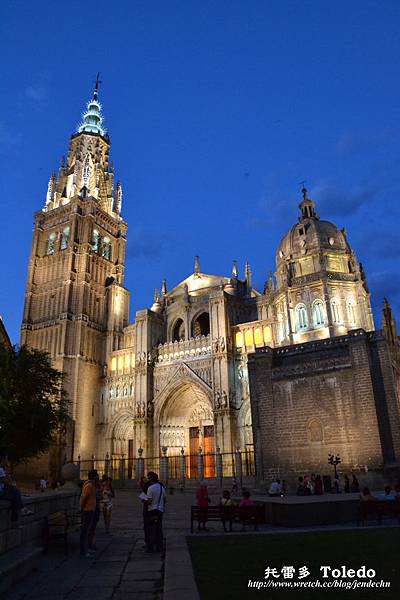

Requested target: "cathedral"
[{"left": 21, "top": 83, "right": 400, "bottom": 480}]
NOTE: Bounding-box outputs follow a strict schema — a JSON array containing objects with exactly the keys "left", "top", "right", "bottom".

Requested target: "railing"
[
  {"left": 76, "top": 447, "right": 256, "bottom": 486},
  {"left": 156, "top": 335, "right": 211, "bottom": 364}
]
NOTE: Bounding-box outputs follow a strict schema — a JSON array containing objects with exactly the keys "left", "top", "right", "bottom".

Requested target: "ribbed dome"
[
  {"left": 277, "top": 219, "right": 347, "bottom": 263},
  {"left": 276, "top": 188, "right": 348, "bottom": 266}
]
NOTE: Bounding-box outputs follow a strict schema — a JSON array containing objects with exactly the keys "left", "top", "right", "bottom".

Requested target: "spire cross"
[{"left": 299, "top": 180, "right": 307, "bottom": 200}]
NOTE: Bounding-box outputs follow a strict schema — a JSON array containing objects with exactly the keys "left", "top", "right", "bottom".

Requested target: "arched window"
[
  {"left": 331, "top": 299, "right": 341, "bottom": 324},
  {"left": 60, "top": 226, "right": 70, "bottom": 250},
  {"left": 92, "top": 229, "right": 100, "bottom": 252},
  {"left": 254, "top": 328, "right": 263, "bottom": 346},
  {"left": 278, "top": 314, "right": 285, "bottom": 341},
  {"left": 309, "top": 419, "right": 324, "bottom": 443},
  {"left": 46, "top": 232, "right": 56, "bottom": 255},
  {"left": 102, "top": 237, "right": 111, "bottom": 260},
  {"left": 312, "top": 300, "right": 325, "bottom": 327},
  {"left": 191, "top": 312, "right": 210, "bottom": 337},
  {"left": 245, "top": 330, "right": 253, "bottom": 348},
  {"left": 172, "top": 318, "right": 185, "bottom": 342},
  {"left": 235, "top": 332, "right": 243, "bottom": 348},
  {"left": 263, "top": 326, "right": 272, "bottom": 345},
  {"left": 348, "top": 302, "right": 356, "bottom": 325},
  {"left": 295, "top": 303, "right": 308, "bottom": 331}
]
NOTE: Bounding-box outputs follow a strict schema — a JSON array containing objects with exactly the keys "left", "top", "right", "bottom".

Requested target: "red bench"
[{"left": 190, "top": 504, "right": 265, "bottom": 533}]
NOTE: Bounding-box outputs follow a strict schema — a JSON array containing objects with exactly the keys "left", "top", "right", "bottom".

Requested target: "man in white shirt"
[
  {"left": 144, "top": 472, "right": 166, "bottom": 553},
  {"left": 268, "top": 478, "right": 282, "bottom": 497}
]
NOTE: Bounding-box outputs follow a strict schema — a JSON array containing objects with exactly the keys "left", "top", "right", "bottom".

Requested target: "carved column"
[
  {"left": 180, "top": 447, "right": 186, "bottom": 487},
  {"left": 136, "top": 447, "right": 144, "bottom": 481},
  {"left": 198, "top": 447, "right": 204, "bottom": 481},
  {"left": 160, "top": 446, "right": 169, "bottom": 485},
  {"left": 216, "top": 446, "right": 223, "bottom": 488}
]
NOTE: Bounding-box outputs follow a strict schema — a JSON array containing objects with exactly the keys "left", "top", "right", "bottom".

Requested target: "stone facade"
[
  {"left": 247, "top": 329, "right": 400, "bottom": 480},
  {"left": 20, "top": 86, "right": 400, "bottom": 479}
]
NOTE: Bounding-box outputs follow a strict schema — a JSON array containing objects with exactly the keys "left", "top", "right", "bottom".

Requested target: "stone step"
[{"left": 0, "top": 543, "right": 43, "bottom": 595}]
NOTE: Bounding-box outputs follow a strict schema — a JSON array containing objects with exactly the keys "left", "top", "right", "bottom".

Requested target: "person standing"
[
  {"left": 87, "top": 470, "right": 101, "bottom": 552},
  {"left": 351, "top": 472, "right": 360, "bottom": 493},
  {"left": 101, "top": 477, "right": 115, "bottom": 534},
  {"left": 220, "top": 490, "right": 233, "bottom": 532},
  {"left": 79, "top": 469, "right": 97, "bottom": 557},
  {"left": 0, "top": 467, "right": 33, "bottom": 527},
  {"left": 196, "top": 482, "right": 210, "bottom": 531},
  {"left": 144, "top": 472, "right": 166, "bottom": 553}
]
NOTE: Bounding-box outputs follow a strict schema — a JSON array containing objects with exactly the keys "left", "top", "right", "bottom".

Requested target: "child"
[{"left": 220, "top": 490, "right": 233, "bottom": 532}]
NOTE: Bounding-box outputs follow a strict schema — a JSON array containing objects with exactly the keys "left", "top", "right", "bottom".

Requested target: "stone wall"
[{"left": 247, "top": 329, "right": 400, "bottom": 481}]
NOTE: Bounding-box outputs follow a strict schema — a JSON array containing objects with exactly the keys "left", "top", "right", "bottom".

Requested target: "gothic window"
[
  {"left": 245, "top": 330, "right": 253, "bottom": 348},
  {"left": 92, "top": 229, "right": 100, "bottom": 252},
  {"left": 235, "top": 332, "right": 243, "bottom": 348},
  {"left": 295, "top": 303, "right": 308, "bottom": 330},
  {"left": 331, "top": 299, "right": 341, "bottom": 324},
  {"left": 278, "top": 314, "right": 285, "bottom": 342},
  {"left": 263, "top": 326, "right": 272, "bottom": 345},
  {"left": 102, "top": 237, "right": 111, "bottom": 260},
  {"left": 60, "top": 226, "right": 70, "bottom": 250},
  {"left": 172, "top": 318, "right": 185, "bottom": 342},
  {"left": 46, "top": 232, "right": 56, "bottom": 255},
  {"left": 348, "top": 302, "right": 356, "bottom": 325},
  {"left": 309, "top": 419, "right": 324, "bottom": 443},
  {"left": 312, "top": 300, "right": 325, "bottom": 328},
  {"left": 254, "top": 328, "right": 263, "bottom": 346},
  {"left": 191, "top": 312, "right": 210, "bottom": 337}
]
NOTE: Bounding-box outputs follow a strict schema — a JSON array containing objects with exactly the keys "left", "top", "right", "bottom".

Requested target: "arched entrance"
[
  {"left": 106, "top": 411, "right": 136, "bottom": 477},
  {"left": 157, "top": 379, "right": 215, "bottom": 477}
]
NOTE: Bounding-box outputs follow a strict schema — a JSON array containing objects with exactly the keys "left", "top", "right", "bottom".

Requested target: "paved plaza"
[
  {"left": 2, "top": 488, "right": 197, "bottom": 600},
  {"left": 3, "top": 487, "right": 400, "bottom": 600}
]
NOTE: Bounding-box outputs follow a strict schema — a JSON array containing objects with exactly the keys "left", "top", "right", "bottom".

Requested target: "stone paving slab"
[
  {"left": 122, "top": 570, "right": 163, "bottom": 580},
  {"left": 78, "top": 575, "right": 122, "bottom": 586}
]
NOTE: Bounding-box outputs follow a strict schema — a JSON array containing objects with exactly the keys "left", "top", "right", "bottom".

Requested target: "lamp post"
[{"left": 328, "top": 453, "right": 341, "bottom": 478}]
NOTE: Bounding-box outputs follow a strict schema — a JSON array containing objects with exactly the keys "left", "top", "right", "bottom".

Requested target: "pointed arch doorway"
[{"left": 157, "top": 380, "right": 215, "bottom": 478}]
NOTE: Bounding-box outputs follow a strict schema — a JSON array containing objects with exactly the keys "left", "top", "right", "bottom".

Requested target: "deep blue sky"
[{"left": 1, "top": 0, "right": 400, "bottom": 343}]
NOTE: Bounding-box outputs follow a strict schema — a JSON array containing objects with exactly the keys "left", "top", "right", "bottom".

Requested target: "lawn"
[{"left": 187, "top": 528, "right": 400, "bottom": 599}]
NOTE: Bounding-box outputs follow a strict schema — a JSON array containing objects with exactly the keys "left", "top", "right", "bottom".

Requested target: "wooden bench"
[
  {"left": 358, "top": 500, "right": 400, "bottom": 525},
  {"left": 43, "top": 509, "right": 81, "bottom": 553},
  {"left": 190, "top": 504, "right": 265, "bottom": 533}
]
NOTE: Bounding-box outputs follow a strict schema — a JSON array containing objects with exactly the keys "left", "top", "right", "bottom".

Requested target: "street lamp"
[{"left": 328, "top": 453, "right": 341, "bottom": 478}]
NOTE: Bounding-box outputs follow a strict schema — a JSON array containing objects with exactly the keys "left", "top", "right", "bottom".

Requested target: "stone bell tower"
[{"left": 21, "top": 78, "right": 130, "bottom": 460}]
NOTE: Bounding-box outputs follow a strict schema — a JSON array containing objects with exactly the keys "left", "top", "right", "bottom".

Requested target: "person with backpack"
[{"left": 142, "top": 471, "right": 166, "bottom": 553}]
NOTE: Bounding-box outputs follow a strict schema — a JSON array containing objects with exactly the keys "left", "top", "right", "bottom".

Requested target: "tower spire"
[
  {"left": 245, "top": 261, "right": 252, "bottom": 288},
  {"left": 232, "top": 260, "right": 238, "bottom": 278},
  {"left": 93, "top": 72, "right": 102, "bottom": 101},
  {"left": 194, "top": 255, "right": 200, "bottom": 277},
  {"left": 77, "top": 76, "right": 106, "bottom": 137}
]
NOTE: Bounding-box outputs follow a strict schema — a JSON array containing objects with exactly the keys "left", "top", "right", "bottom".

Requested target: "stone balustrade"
[
  {"left": 156, "top": 334, "right": 211, "bottom": 364},
  {"left": 0, "top": 488, "right": 79, "bottom": 549}
]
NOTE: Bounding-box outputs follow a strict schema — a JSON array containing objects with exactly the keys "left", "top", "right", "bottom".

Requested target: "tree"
[{"left": 0, "top": 344, "right": 69, "bottom": 465}]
